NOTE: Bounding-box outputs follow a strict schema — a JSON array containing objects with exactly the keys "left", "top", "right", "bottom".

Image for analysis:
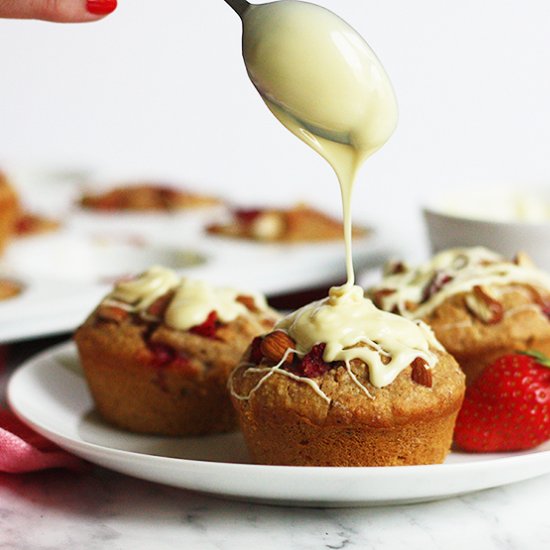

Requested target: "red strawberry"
[
  {"left": 454, "top": 351, "right": 550, "bottom": 452},
  {"left": 298, "top": 343, "right": 329, "bottom": 378},
  {"left": 190, "top": 311, "right": 219, "bottom": 338}
]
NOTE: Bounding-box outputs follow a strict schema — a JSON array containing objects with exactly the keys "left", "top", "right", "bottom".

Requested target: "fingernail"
[{"left": 86, "top": 0, "right": 118, "bottom": 16}]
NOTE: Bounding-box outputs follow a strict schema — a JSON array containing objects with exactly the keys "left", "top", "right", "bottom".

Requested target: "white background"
[{"left": 1, "top": 0, "right": 550, "bottom": 257}]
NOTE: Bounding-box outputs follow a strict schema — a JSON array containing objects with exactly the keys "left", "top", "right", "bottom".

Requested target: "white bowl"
[{"left": 423, "top": 188, "right": 550, "bottom": 270}]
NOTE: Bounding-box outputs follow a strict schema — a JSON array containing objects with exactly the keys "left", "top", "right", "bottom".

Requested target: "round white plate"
[{"left": 8, "top": 342, "right": 550, "bottom": 507}]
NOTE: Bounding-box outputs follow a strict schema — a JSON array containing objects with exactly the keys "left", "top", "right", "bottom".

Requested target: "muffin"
[
  {"left": 0, "top": 278, "right": 23, "bottom": 301},
  {"left": 229, "top": 284, "right": 465, "bottom": 466},
  {"left": 14, "top": 212, "right": 60, "bottom": 236},
  {"left": 0, "top": 172, "right": 20, "bottom": 253},
  {"left": 368, "top": 247, "right": 550, "bottom": 383},
  {"left": 207, "top": 203, "right": 369, "bottom": 242},
  {"left": 75, "top": 266, "right": 278, "bottom": 436},
  {"left": 79, "top": 183, "right": 221, "bottom": 212}
]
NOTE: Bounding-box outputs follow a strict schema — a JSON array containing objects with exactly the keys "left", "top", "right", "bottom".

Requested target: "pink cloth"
[{"left": 0, "top": 408, "right": 85, "bottom": 473}]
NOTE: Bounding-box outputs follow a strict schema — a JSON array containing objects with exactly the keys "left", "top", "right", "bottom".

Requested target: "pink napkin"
[{"left": 0, "top": 408, "right": 85, "bottom": 473}]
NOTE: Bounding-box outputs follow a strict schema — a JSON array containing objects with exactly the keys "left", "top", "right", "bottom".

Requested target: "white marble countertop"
[{"left": 1, "top": 338, "right": 549, "bottom": 550}]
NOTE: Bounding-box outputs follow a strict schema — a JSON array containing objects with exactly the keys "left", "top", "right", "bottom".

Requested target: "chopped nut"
[
  {"left": 236, "top": 294, "right": 259, "bottom": 313},
  {"left": 372, "top": 288, "right": 396, "bottom": 309},
  {"left": 260, "top": 330, "right": 296, "bottom": 366},
  {"left": 464, "top": 285, "right": 504, "bottom": 324},
  {"left": 97, "top": 305, "right": 129, "bottom": 323},
  {"left": 145, "top": 291, "right": 174, "bottom": 319},
  {"left": 411, "top": 357, "right": 433, "bottom": 388}
]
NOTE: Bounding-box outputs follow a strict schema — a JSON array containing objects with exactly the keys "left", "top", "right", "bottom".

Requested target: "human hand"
[{"left": 0, "top": 0, "right": 117, "bottom": 22}]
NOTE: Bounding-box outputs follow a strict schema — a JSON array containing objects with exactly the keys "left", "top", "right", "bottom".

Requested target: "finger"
[{"left": 0, "top": 0, "right": 117, "bottom": 22}]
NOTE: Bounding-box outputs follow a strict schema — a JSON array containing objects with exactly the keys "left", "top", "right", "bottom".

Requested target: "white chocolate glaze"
[
  {"left": 109, "top": 266, "right": 179, "bottom": 310},
  {"left": 370, "top": 247, "right": 550, "bottom": 318},
  {"left": 277, "top": 285, "right": 441, "bottom": 388},
  {"left": 104, "top": 266, "right": 270, "bottom": 330},
  {"left": 237, "top": 2, "right": 441, "bottom": 391},
  {"left": 242, "top": 0, "right": 398, "bottom": 285},
  {"left": 165, "top": 279, "right": 267, "bottom": 331}
]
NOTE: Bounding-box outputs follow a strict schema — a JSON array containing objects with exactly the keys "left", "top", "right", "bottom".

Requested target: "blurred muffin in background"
[
  {"left": 207, "top": 203, "right": 369, "bottom": 242},
  {"left": 0, "top": 172, "right": 20, "bottom": 253},
  {"left": 14, "top": 212, "right": 60, "bottom": 237},
  {"left": 79, "top": 183, "right": 222, "bottom": 212},
  {"left": 0, "top": 278, "right": 23, "bottom": 301}
]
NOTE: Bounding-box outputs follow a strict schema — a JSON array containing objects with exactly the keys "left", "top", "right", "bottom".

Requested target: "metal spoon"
[{"left": 224, "top": 0, "right": 251, "bottom": 17}]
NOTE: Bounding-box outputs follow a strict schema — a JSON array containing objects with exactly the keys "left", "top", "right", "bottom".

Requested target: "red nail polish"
[{"left": 86, "top": 0, "right": 118, "bottom": 16}]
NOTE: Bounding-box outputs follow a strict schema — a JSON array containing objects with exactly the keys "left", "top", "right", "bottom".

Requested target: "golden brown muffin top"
[
  {"left": 79, "top": 183, "right": 221, "bottom": 212},
  {"left": 368, "top": 247, "right": 550, "bottom": 321}
]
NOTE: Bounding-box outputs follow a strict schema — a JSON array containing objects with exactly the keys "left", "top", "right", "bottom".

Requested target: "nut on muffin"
[
  {"left": 368, "top": 247, "right": 550, "bottom": 383},
  {"left": 75, "top": 266, "right": 279, "bottom": 436},
  {"left": 229, "top": 285, "right": 465, "bottom": 466}
]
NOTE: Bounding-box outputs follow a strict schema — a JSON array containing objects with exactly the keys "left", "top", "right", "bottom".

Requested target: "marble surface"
[{"left": 1, "top": 338, "right": 550, "bottom": 550}]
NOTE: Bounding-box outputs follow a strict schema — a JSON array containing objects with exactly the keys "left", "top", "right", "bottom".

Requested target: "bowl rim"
[{"left": 422, "top": 205, "right": 550, "bottom": 230}]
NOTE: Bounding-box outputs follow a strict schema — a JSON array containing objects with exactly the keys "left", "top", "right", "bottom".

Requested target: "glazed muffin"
[
  {"left": 207, "top": 203, "right": 369, "bottom": 242},
  {"left": 229, "top": 285, "right": 465, "bottom": 466},
  {"left": 368, "top": 247, "right": 550, "bottom": 383},
  {"left": 0, "top": 172, "right": 20, "bottom": 253},
  {"left": 75, "top": 266, "right": 278, "bottom": 436},
  {"left": 79, "top": 183, "right": 221, "bottom": 212}
]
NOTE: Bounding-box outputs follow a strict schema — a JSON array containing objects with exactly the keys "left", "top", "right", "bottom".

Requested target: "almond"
[
  {"left": 372, "top": 288, "right": 396, "bottom": 309},
  {"left": 464, "top": 285, "right": 504, "bottom": 324},
  {"left": 97, "top": 305, "right": 129, "bottom": 323},
  {"left": 260, "top": 330, "right": 295, "bottom": 366},
  {"left": 145, "top": 291, "right": 174, "bottom": 319},
  {"left": 411, "top": 357, "right": 432, "bottom": 388},
  {"left": 236, "top": 294, "right": 259, "bottom": 313}
]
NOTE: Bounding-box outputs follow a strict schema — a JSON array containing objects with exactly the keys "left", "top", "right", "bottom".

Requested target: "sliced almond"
[
  {"left": 411, "top": 357, "right": 433, "bottom": 388},
  {"left": 372, "top": 288, "right": 396, "bottom": 309},
  {"left": 97, "top": 305, "right": 129, "bottom": 324},
  {"left": 236, "top": 294, "right": 259, "bottom": 313},
  {"left": 464, "top": 285, "right": 504, "bottom": 324},
  {"left": 260, "top": 330, "right": 295, "bottom": 366}
]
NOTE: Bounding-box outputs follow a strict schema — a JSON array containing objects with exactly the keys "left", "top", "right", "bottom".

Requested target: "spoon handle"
[{"left": 224, "top": 0, "right": 251, "bottom": 17}]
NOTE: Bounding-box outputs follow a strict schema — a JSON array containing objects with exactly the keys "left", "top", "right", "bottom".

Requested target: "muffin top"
[
  {"left": 101, "top": 265, "right": 276, "bottom": 331},
  {"left": 229, "top": 284, "right": 463, "bottom": 425},
  {"left": 368, "top": 247, "right": 550, "bottom": 322},
  {"left": 78, "top": 266, "right": 279, "bottom": 379}
]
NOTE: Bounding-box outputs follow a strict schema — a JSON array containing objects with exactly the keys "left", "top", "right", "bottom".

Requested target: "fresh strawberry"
[
  {"left": 454, "top": 351, "right": 550, "bottom": 452},
  {"left": 190, "top": 311, "right": 219, "bottom": 338},
  {"left": 298, "top": 343, "right": 329, "bottom": 378}
]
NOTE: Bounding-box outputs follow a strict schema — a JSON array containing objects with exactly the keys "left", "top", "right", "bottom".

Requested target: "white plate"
[
  {"left": 0, "top": 169, "right": 394, "bottom": 343},
  {"left": 8, "top": 342, "right": 550, "bottom": 507}
]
